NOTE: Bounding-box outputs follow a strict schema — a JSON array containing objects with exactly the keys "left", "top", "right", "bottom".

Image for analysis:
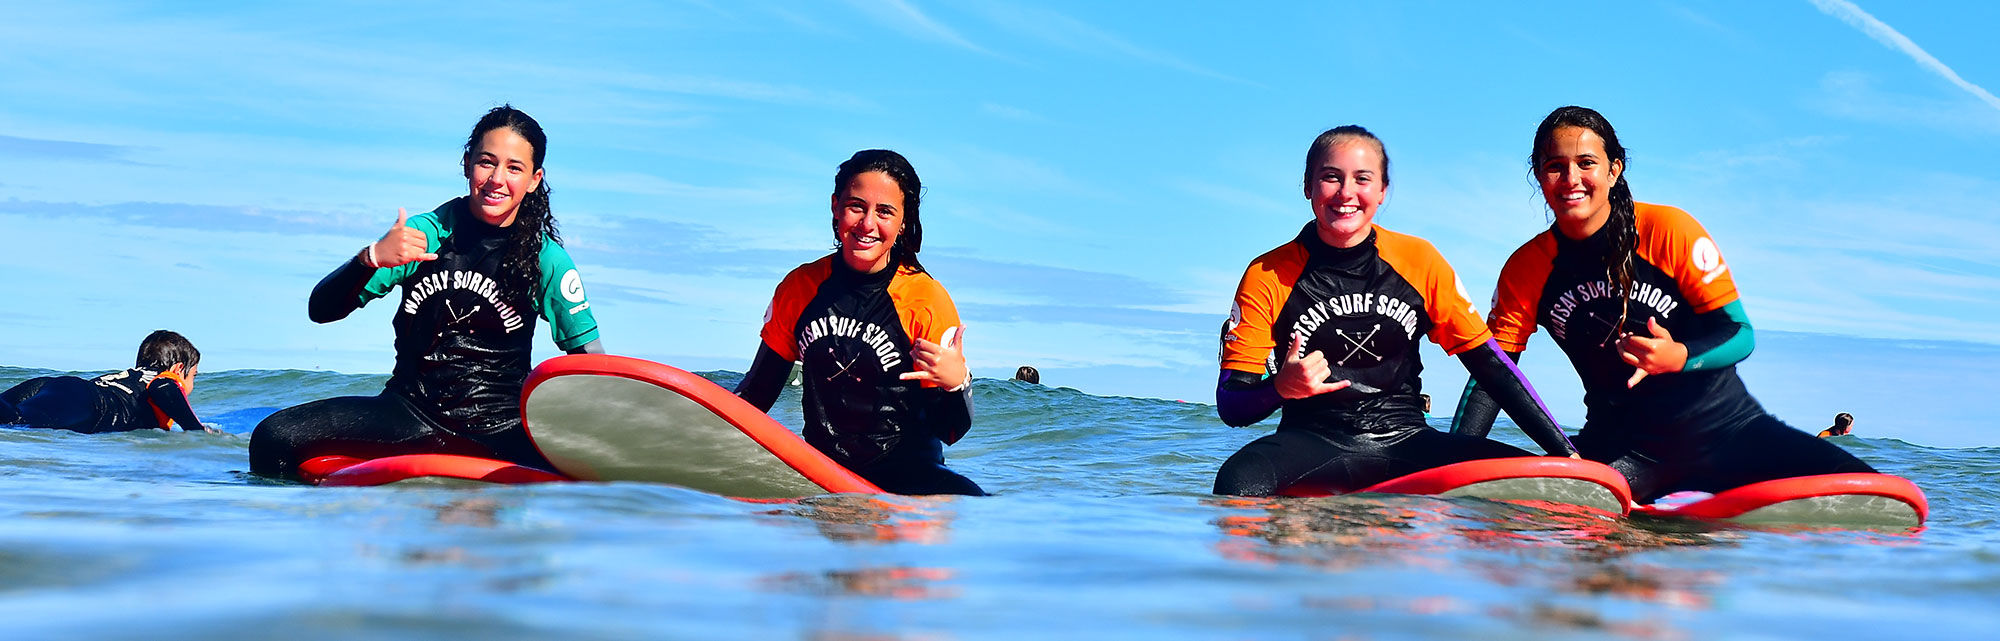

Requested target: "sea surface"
[{"left": 1, "top": 365, "right": 1996, "bottom": 640}]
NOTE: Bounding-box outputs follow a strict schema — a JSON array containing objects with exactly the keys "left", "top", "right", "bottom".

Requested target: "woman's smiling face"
[
  {"left": 832, "top": 170, "right": 905, "bottom": 274},
  {"left": 464, "top": 126, "right": 543, "bottom": 227},
  {"left": 1306, "top": 141, "right": 1388, "bottom": 248}
]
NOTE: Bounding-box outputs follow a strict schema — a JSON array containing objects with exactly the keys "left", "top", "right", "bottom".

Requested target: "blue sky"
[{"left": 2, "top": 1, "right": 1996, "bottom": 443}]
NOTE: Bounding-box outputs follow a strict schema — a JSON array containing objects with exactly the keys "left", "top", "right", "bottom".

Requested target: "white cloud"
[
  {"left": 962, "top": 3, "right": 1258, "bottom": 86},
  {"left": 1809, "top": 0, "right": 2000, "bottom": 113},
  {"left": 842, "top": 0, "right": 997, "bottom": 57}
]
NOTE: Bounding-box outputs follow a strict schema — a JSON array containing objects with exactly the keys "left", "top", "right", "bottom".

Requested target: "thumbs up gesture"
[{"left": 363, "top": 208, "right": 439, "bottom": 268}]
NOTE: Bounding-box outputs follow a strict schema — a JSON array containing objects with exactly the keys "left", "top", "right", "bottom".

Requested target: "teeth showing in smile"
[{"left": 1335, "top": 205, "right": 1361, "bottom": 215}]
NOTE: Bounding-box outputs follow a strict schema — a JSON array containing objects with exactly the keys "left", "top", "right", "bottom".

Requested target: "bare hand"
[
  {"left": 1273, "top": 333, "right": 1352, "bottom": 400},
  {"left": 900, "top": 328, "right": 968, "bottom": 390},
  {"left": 1619, "top": 317, "right": 1687, "bottom": 388},
  {"left": 366, "top": 208, "right": 438, "bottom": 268}
]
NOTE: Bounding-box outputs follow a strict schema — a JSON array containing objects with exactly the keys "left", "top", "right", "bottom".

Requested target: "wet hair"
[
  {"left": 462, "top": 104, "right": 560, "bottom": 304},
  {"left": 1303, "top": 125, "right": 1391, "bottom": 191},
  {"left": 833, "top": 149, "right": 926, "bottom": 273},
  {"left": 1532, "top": 106, "right": 1636, "bottom": 334},
  {"left": 1014, "top": 366, "right": 1040, "bottom": 385},
  {"left": 1834, "top": 413, "right": 1854, "bottom": 429},
  {"left": 136, "top": 330, "right": 200, "bottom": 371}
]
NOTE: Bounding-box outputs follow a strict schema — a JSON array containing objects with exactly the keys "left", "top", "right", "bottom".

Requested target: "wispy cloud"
[
  {"left": 842, "top": 0, "right": 996, "bottom": 57},
  {"left": 0, "top": 134, "right": 146, "bottom": 165},
  {"left": 1812, "top": 71, "right": 2000, "bottom": 134},
  {"left": 1809, "top": 0, "right": 2000, "bottom": 112},
  {"left": 963, "top": 3, "right": 1258, "bottom": 86},
  {"left": 978, "top": 102, "right": 1044, "bottom": 123}
]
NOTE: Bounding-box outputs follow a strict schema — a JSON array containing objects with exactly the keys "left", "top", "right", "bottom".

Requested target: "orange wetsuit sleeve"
[
  {"left": 1220, "top": 244, "right": 1305, "bottom": 375},
  {"left": 1488, "top": 234, "right": 1557, "bottom": 352},
  {"left": 891, "top": 270, "right": 965, "bottom": 388},
  {"left": 1375, "top": 228, "right": 1492, "bottom": 356},
  {"left": 759, "top": 258, "right": 833, "bottom": 362},
  {"left": 1636, "top": 203, "right": 1739, "bottom": 314}
]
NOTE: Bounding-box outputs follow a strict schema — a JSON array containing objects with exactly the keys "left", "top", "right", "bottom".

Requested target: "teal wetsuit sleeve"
[
  {"left": 356, "top": 212, "right": 445, "bottom": 304},
  {"left": 1680, "top": 300, "right": 1755, "bottom": 372},
  {"left": 537, "top": 239, "right": 601, "bottom": 351}
]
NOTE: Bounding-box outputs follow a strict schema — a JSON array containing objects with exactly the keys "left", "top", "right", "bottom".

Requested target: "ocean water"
[{"left": 1, "top": 365, "right": 1996, "bottom": 640}]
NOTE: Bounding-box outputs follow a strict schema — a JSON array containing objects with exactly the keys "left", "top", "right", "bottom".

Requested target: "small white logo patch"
[
  {"left": 560, "top": 269, "right": 586, "bottom": 303},
  {"left": 1690, "top": 237, "right": 1729, "bottom": 284}
]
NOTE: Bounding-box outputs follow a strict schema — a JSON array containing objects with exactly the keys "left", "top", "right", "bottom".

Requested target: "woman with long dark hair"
[
  {"left": 250, "top": 105, "right": 603, "bottom": 478},
  {"left": 1211, "top": 125, "right": 1576, "bottom": 497},
  {"left": 1452, "top": 105, "right": 1873, "bottom": 502},
  {"left": 734, "top": 149, "right": 982, "bottom": 496}
]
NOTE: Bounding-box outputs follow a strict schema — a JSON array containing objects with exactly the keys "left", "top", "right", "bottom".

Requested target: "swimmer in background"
[
  {"left": 249, "top": 106, "right": 604, "bottom": 479},
  {"left": 0, "top": 330, "right": 208, "bottom": 433},
  {"left": 1211, "top": 125, "right": 1576, "bottom": 498},
  {"left": 735, "top": 150, "right": 982, "bottom": 496},
  {"left": 1014, "top": 366, "right": 1040, "bottom": 385},
  {"left": 1818, "top": 413, "right": 1854, "bottom": 438}
]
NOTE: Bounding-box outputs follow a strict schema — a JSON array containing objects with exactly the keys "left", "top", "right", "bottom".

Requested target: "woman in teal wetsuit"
[{"left": 249, "top": 105, "right": 604, "bottom": 479}]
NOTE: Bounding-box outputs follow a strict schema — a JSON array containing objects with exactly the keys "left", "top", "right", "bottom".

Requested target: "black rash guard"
[
  {"left": 1453, "top": 203, "right": 1872, "bottom": 500},
  {"left": 250, "top": 197, "right": 602, "bottom": 478},
  {"left": 1211, "top": 224, "right": 1571, "bottom": 496},
  {"left": 736, "top": 255, "right": 979, "bottom": 496}
]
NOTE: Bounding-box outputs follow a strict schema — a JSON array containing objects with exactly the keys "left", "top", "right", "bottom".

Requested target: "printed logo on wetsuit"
[
  {"left": 797, "top": 313, "right": 905, "bottom": 372},
  {"left": 1270, "top": 293, "right": 1421, "bottom": 373},
  {"left": 1690, "top": 236, "right": 1728, "bottom": 284},
  {"left": 1544, "top": 278, "right": 1678, "bottom": 343},
  {"left": 1220, "top": 303, "right": 1244, "bottom": 363},
  {"left": 401, "top": 269, "right": 526, "bottom": 333},
  {"left": 559, "top": 269, "right": 591, "bottom": 315}
]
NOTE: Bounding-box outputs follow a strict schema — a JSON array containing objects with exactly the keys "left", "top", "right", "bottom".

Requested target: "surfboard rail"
[
  {"left": 298, "top": 454, "right": 569, "bottom": 487},
  {"left": 1633, "top": 473, "right": 1928, "bottom": 525},
  {"left": 521, "top": 354, "right": 882, "bottom": 495},
  {"left": 1280, "top": 456, "right": 1634, "bottom": 515}
]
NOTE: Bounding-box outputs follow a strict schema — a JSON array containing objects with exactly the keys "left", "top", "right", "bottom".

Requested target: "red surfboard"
[
  {"left": 299, "top": 454, "right": 568, "bottom": 487},
  {"left": 1633, "top": 473, "right": 1927, "bottom": 527},
  {"left": 1280, "top": 457, "right": 1635, "bottom": 516},
  {"left": 519, "top": 354, "right": 882, "bottom": 499}
]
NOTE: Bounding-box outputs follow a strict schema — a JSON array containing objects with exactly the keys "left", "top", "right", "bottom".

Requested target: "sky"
[{"left": 1, "top": 1, "right": 1996, "bottom": 445}]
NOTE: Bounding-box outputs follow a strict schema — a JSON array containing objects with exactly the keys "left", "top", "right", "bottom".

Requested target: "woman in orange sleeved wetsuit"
[
  {"left": 1452, "top": 106, "right": 1873, "bottom": 502},
  {"left": 1212, "top": 126, "right": 1577, "bottom": 497},
  {"left": 734, "top": 150, "right": 981, "bottom": 496}
]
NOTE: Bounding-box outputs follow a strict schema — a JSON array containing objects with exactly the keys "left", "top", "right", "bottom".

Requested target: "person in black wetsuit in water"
[
  {"left": 1211, "top": 126, "right": 1577, "bottom": 497},
  {"left": 1, "top": 330, "right": 205, "bottom": 433},
  {"left": 734, "top": 150, "right": 981, "bottom": 496},
  {"left": 1451, "top": 106, "right": 1874, "bottom": 502},
  {"left": 249, "top": 106, "right": 604, "bottom": 479}
]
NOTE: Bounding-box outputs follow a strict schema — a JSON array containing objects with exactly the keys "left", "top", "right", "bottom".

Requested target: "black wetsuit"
[
  {"left": 1212, "top": 224, "right": 1574, "bottom": 497},
  {"left": 0, "top": 368, "right": 200, "bottom": 433},
  {"left": 249, "top": 198, "right": 601, "bottom": 478},
  {"left": 1453, "top": 203, "right": 1873, "bottom": 501},
  {"left": 736, "top": 255, "right": 981, "bottom": 496}
]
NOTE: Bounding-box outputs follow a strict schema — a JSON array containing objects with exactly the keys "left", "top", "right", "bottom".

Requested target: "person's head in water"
[
  {"left": 1014, "top": 366, "right": 1040, "bottom": 385},
  {"left": 1302, "top": 125, "right": 1390, "bottom": 249},
  {"left": 462, "top": 105, "right": 560, "bottom": 298},
  {"left": 832, "top": 149, "right": 925, "bottom": 275},
  {"left": 1829, "top": 412, "right": 1854, "bottom": 436},
  {"left": 1532, "top": 105, "right": 1636, "bottom": 334},
  {"left": 136, "top": 329, "right": 200, "bottom": 389}
]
